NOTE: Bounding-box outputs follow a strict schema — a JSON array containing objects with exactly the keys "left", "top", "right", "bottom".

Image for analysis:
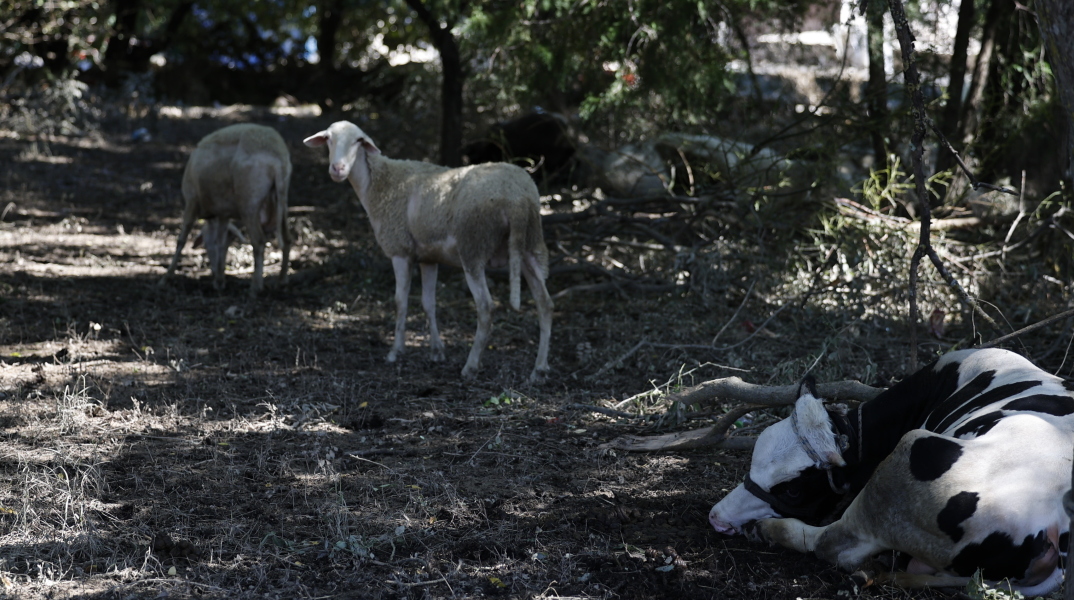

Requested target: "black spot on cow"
[
  {"left": 1061, "top": 532, "right": 1070, "bottom": 568},
  {"left": 932, "top": 379, "right": 1044, "bottom": 433},
  {"left": 1002, "top": 394, "right": 1074, "bottom": 417},
  {"left": 937, "top": 491, "right": 979, "bottom": 543},
  {"left": 909, "top": 436, "right": 963, "bottom": 481},
  {"left": 745, "top": 467, "right": 846, "bottom": 524},
  {"left": 924, "top": 371, "right": 996, "bottom": 430},
  {"left": 1063, "top": 380, "right": 1074, "bottom": 393},
  {"left": 949, "top": 529, "right": 1052, "bottom": 582},
  {"left": 953, "top": 411, "right": 1004, "bottom": 438}
]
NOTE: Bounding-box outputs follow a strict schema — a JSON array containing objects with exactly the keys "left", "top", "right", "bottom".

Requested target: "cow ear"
[
  {"left": 793, "top": 393, "right": 845, "bottom": 468},
  {"left": 797, "top": 374, "right": 819, "bottom": 399}
]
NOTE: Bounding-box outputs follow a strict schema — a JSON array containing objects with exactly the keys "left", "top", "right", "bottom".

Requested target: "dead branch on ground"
[{"left": 597, "top": 376, "right": 883, "bottom": 452}]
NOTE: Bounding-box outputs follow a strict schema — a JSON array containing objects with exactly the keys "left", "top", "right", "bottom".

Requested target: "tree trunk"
[
  {"left": 958, "top": 0, "right": 1006, "bottom": 142},
  {"left": 975, "top": 0, "right": 1019, "bottom": 182},
  {"left": 405, "top": 0, "right": 464, "bottom": 167},
  {"left": 934, "top": 0, "right": 975, "bottom": 181},
  {"left": 866, "top": 0, "right": 890, "bottom": 170},
  {"left": 102, "top": 0, "right": 192, "bottom": 85},
  {"left": 317, "top": 0, "right": 344, "bottom": 74},
  {"left": 1036, "top": 0, "right": 1074, "bottom": 182}
]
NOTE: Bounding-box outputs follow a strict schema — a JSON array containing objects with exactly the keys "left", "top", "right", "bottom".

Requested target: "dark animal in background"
[
  {"left": 710, "top": 348, "right": 1074, "bottom": 595},
  {"left": 462, "top": 112, "right": 575, "bottom": 184}
]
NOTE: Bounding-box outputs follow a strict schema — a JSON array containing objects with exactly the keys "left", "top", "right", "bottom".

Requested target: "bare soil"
[{"left": 0, "top": 109, "right": 968, "bottom": 600}]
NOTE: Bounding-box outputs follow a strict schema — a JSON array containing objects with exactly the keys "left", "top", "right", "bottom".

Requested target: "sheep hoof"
[
  {"left": 386, "top": 351, "right": 400, "bottom": 363},
  {"left": 461, "top": 365, "right": 478, "bottom": 380},
  {"left": 528, "top": 368, "right": 549, "bottom": 384},
  {"left": 430, "top": 348, "right": 445, "bottom": 362}
]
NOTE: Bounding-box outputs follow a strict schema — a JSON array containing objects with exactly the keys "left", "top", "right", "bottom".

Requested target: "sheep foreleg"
[
  {"left": 420, "top": 263, "right": 445, "bottom": 361},
  {"left": 388, "top": 256, "right": 412, "bottom": 363}
]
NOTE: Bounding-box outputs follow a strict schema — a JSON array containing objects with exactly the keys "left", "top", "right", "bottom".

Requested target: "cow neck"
[{"left": 846, "top": 360, "right": 963, "bottom": 486}]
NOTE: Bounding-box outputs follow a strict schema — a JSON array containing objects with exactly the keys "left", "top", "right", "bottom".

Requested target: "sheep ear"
[
  {"left": 303, "top": 132, "right": 328, "bottom": 147},
  {"left": 359, "top": 137, "right": 381, "bottom": 154}
]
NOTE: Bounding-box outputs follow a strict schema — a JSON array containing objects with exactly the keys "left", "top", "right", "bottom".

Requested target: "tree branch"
[
  {"left": 886, "top": 0, "right": 1000, "bottom": 369},
  {"left": 598, "top": 377, "right": 883, "bottom": 452}
]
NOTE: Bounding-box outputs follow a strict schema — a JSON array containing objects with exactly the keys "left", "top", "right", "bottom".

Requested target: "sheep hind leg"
[
  {"left": 462, "top": 266, "right": 494, "bottom": 380},
  {"left": 387, "top": 256, "right": 412, "bottom": 363},
  {"left": 522, "top": 255, "right": 552, "bottom": 381},
  {"left": 246, "top": 224, "right": 266, "bottom": 298},
  {"left": 161, "top": 211, "right": 196, "bottom": 285},
  {"left": 203, "top": 219, "right": 230, "bottom": 291},
  {"left": 420, "top": 263, "right": 445, "bottom": 362}
]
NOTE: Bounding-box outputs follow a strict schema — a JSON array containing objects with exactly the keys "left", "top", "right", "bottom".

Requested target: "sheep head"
[{"left": 303, "top": 121, "right": 380, "bottom": 183}]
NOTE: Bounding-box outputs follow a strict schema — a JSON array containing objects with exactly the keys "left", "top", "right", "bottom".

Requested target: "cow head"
[{"left": 709, "top": 378, "right": 850, "bottom": 534}]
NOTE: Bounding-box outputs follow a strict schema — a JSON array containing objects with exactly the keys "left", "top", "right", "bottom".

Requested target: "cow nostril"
[{"left": 709, "top": 514, "right": 738, "bottom": 535}]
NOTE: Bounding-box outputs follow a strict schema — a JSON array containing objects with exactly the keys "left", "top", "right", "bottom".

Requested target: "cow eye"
[{"left": 782, "top": 486, "right": 801, "bottom": 500}]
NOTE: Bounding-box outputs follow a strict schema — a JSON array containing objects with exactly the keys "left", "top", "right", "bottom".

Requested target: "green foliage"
[
  {"left": 965, "top": 570, "right": 1023, "bottom": 600},
  {"left": 462, "top": 0, "right": 808, "bottom": 135}
]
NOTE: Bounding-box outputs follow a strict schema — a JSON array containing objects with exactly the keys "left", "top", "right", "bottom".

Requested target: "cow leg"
[
  {"left": 755, "top": 518, "right": 825, "bottom": 554},
  {"left": 758, "top": 517, "right": 886, "bottom": 572}
]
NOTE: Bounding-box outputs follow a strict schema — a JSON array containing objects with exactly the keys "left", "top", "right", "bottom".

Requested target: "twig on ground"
[
  {"left": 712, "top": 280, "right": 756, "bottom": 345},
  {"left": 347, "top": 454, "right": 398, "bottom": 472},
  {"left": 389, "top": 576, "right": 450, "bottom": 588},
  {"left": 566, "top": 403, "right": 640, "bottom": 420},
  {"left": 467, "top": 422, "right": 505, "bottom": 466},
  {"left": 588, "top": 338, "right": 649, "bottom": 381}
]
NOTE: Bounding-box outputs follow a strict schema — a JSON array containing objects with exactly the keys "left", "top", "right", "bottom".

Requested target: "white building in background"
[{"left": 735, "top": 0, "right": 973, "bottom": 106}]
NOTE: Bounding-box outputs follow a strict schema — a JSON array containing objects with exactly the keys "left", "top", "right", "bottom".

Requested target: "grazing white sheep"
[
  {"left": 303, "top": 120, "right": 553, "bottom": 381},
  {"left": 160, "top": 123, "right": 292, "bottom": 297}
]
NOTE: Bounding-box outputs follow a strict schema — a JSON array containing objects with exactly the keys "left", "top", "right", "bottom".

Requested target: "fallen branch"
[
  {"left": 835, "top": 198, "right": 985, "bottom": 232},
  {"left": 664, "top": 377, "right": 882, "bottom": 409},
  {"left": 600, "top": 404, "right": 762, "bottom": 452},
  {"left": 599, "top": 377, "right": 883, "bottom": 452}
]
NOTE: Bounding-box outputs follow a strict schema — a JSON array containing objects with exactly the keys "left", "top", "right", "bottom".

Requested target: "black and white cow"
[{"left": 709, "top": 348, "right": 1074, "bottom": 595}]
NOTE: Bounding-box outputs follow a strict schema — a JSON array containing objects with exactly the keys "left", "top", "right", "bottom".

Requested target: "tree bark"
[
  {"left": 866, "top": 0, "right": 890, "bottom": 168},
  {"left": 935, "top": 0, "right": 975, "bottom": 181},
  {"left": 405, "top": 0, "right": 464, "bottom": 167},
  {"left": 958, "top": 0, "right": 1007, "bottom": 143},
  {"left": 317, "top": 0, "right": 344, "bottom": 75},
  {"left": 1036, "top": 0, "right": 1074, "bottom": 182},
  {"left": 102, "top": 0, "right": 192, "bottom": 85}
]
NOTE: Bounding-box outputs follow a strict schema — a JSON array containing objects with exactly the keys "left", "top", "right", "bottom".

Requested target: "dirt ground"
[{"left": 0, "top": 108, "right": 1001, "bottom": 600}]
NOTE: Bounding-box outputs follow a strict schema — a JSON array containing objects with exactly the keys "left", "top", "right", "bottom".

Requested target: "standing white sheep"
[
  {"left": 303, "top": 120, "right": 553, "bottom": 381},
  {"left": 160, "top": 123, "right": 292, "bottom": 297}
]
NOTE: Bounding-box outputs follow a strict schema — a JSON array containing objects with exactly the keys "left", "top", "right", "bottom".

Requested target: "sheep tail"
[{"left": 508, "top": 211, "right": 523, "bottom": 312}]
